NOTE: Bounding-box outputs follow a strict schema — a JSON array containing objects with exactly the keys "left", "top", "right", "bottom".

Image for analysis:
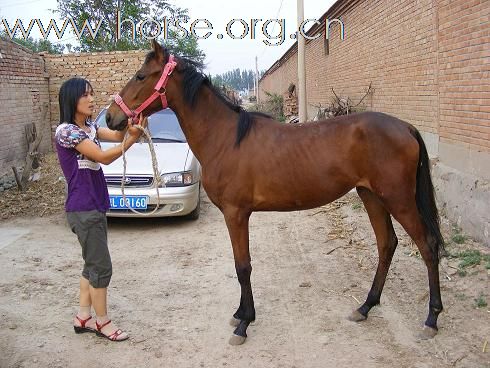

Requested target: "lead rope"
[{"left": 120, "top": 125, "right": 163, "bottom": 216}]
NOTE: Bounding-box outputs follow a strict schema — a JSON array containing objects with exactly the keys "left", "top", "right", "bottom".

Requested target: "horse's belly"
[{"left": 252, "top": 181, "right": 353, "bottom": 211}]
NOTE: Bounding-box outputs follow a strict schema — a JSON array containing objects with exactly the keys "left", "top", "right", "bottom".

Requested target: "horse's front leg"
[{"left": 223, "top": 207, "right": 254, "bottom": 345}]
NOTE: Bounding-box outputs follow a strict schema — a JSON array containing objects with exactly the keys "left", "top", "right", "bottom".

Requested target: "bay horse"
[{"left": 106, "top": 40, "right": 444, "bottom": 345}]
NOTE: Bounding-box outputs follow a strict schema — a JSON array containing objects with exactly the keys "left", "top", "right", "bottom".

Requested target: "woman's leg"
[
  {"left": 73, "top": 276, "right": 95, "bottom": 330},
  {"left": 91, "top": 286, "right": 128, "bottom": 340},
  {"left": 69, "top": 211, "right": 127, "bottom": 340},
  {"left": 90, "top": 286, "right": 107, "bottom": 316},
  {"left": 80, "top": 276, "right": 92, "bottom": 309}
]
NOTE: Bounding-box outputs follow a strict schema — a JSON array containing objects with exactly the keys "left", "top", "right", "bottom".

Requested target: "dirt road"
[{"left": 0, "top": 192, "right": 488, "bottom": 368}]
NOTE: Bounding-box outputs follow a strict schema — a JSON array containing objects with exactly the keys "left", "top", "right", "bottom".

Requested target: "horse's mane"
[{"left": 146, "top": 48, "right": 272, "bottom": 146}]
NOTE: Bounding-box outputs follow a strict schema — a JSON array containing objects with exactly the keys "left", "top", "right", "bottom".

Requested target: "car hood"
[{"left": 100, "top": 141, "right": 190, "bottom": 175}]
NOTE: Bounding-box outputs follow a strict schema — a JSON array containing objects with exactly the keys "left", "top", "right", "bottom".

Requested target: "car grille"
[{"left": 105, "top": 176, "right": 154, "bottom": 188}]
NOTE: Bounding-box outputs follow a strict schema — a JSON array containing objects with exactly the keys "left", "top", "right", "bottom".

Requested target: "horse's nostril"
[{"left": 105, "top": 112, "right": 111, "bottom": 125}]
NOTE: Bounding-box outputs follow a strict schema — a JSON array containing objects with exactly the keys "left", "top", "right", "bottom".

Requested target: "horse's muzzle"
[{"left": 106, "top": 110, "right": 128, "bottom": 131}]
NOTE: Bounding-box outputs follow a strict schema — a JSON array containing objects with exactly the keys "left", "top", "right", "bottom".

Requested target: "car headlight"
[{"left": 159, "top": 171, "right": 194, "bottom": 187}]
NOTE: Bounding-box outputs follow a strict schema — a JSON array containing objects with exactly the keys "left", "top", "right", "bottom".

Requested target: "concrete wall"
[
  {"left": 433, "top": 163, "right": 490, "bottom": 247},
  {"left": 259, "top": 0, "right": 490, "bottom": 245},
  {"left": 0, "top": 37, "right": 50, "bottom": 175}
]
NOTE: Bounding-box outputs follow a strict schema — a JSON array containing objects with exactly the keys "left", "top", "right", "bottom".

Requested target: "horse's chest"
[{"left": 200, "top": 176, "right": 222, "bottom": 206}]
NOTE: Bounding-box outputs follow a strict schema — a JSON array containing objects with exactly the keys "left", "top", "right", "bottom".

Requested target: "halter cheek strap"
[{"left": 114, "top": 55, "right": 177, "bottom": 122}]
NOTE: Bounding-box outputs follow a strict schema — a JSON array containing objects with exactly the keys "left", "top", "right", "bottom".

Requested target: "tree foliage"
[
  {"left": 13, "top": 37, "right": 65, "bottom": 54},
  {"left": 212, "top": 69, "right": 265, "bottom": 92},
  {"left": 0, "top": 30, "right": 65, "bottom": 54}
]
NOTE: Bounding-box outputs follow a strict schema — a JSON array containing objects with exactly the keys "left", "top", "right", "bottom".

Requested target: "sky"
[{"left": 0, "top": 0, "right": 337, "bottom": 75}]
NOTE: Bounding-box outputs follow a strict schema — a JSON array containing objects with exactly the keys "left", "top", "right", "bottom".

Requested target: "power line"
[
  {"left": 258, "top": 0, "right": 284, "bottom": 60},
  {"left": 51, "top": 35, "right": 78, "bottom": 44}
]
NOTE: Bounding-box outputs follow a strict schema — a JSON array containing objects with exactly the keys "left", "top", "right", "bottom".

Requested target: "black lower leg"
[
  {"left": 233, "top": 320, "right": 250, "bottom": 338},
  {"left": 233, "top": 296, "right": 249, "bottom": 320},
  {"left": 425, "top": 304, "right": 442, "bottom": 330},
  {"left": 232, "top": 264, "right": 255, "bottom": 335},
  {"left": 424, "top": 266, "right": 443, "bottom": 329},
  {"left": 354, "top": 191, "right": 398, "bottom": 320},
  {"left": 233, "top": 299, "right": 244, "bottom": 320},
  {"left": 358, "top": 288, "right": 381, "bottom": 317},
  {"left": 358, "top": 235, "right": 397, "bottom": 318}
]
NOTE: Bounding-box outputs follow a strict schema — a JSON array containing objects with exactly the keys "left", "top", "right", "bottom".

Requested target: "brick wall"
[
  {"left": 0, "top": 40, "right": 148, "bottom": 176},
  {"left": 260, "top": 0, "right": 489, "bottom": 154},
  {"left": 438, "top": 0, "right": 490, "bottom": 152},
  {"left": 43, "top": 50, "right": 147, "bottom": 126},
  {"left": 0, "top": 37, "right": 50, "bottom": 175},
  {"left": 260, "top": 49, "right": 298, "bottom": 109}
]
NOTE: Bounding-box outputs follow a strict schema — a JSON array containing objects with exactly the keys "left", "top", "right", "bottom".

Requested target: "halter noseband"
[{"left": 114, "top": 54, "right": 177, "bottom": 122}]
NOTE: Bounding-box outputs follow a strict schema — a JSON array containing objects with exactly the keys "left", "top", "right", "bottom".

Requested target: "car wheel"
[{"left": 186, "top": 185, "right": 201, "bottom": 220}]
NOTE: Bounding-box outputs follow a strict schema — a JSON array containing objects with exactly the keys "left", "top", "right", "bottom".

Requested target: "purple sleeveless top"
[{"left": 55, "top": 121, "right": 110, "bottom": 213}]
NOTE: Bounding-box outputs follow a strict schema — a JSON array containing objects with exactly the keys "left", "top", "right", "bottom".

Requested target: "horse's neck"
[{"left": 171, "top": 87, "right": 236, "bottom": 166}]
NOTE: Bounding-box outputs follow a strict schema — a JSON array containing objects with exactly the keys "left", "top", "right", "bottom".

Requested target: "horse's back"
[{"left": 248, "top": 110, "right": 419, "bottom": 172}]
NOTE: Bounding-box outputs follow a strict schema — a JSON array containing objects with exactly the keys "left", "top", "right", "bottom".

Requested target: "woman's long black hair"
[{"left": 58, "top": 77, "right": 93, "bottom": 124}]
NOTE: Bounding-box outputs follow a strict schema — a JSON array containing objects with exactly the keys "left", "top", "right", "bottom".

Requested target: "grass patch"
[
  {"left": 457, "top": 269, "right": 467, "bottom": 277},
  {"left": 483, "top": 254, "right": 490, "bottom": 269},
  {"left": 451, "top": 233, "right": 467, "bottom": 244},
  {"left": 455, "top": 293, "right": 466, "bottom": 301},
  {"left": 447, "top": 248, "right": 490, "bottom": 273},
  {"left": 450, "top": 225, "right": 467, "bottom": 244},
  {"left": 457, "top": 250, "right": 482, "bottom": 269},
  {"left": 351, "top": 203, "right": 362, "bottom": 210},
  {"left": 474, "top": 295, "right": 487, "bottom": 308}
]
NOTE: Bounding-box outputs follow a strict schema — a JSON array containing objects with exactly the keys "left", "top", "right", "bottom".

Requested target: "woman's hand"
[
  {"left": 128, "top": 114, "right": 148, "bottom": 138},
  {"left": 75, "top": 114, "right": 150, "bottom": 165}
]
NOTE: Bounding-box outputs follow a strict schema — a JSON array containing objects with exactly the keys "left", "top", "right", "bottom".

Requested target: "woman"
[{"left": 55, "top": 77, "right": 146, "bottom": 342}]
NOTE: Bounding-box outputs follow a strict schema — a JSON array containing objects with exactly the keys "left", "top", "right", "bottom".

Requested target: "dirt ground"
[{"left": 0, "top": 154, "right": 489, "bottom": 368}]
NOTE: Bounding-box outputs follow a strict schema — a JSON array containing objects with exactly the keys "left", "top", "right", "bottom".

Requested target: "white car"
[{"left": 95, "top": 108, "right": 201, "bottom": 219}]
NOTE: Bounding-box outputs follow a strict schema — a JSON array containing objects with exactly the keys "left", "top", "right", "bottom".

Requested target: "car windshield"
[{"left": 95, "top": 109, "right": 186, "bottom": 143}]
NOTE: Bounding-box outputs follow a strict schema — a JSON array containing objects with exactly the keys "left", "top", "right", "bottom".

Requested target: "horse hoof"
[
  {"left": 348, "top": 310, "right": 367, "bottom": 322},
  {"left": 417, "top": 326, "right": 438, "bottom": 340},
  {"left": 229, "top": 317, "right": 241, "bottom": 327},
  {"left": 229, "top": 334, "right": 246, "bottom": 345}
]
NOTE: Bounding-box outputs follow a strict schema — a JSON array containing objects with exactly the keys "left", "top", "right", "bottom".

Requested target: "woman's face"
[{"left": 76, "top": 84, "right": 95, "bottom": 119}]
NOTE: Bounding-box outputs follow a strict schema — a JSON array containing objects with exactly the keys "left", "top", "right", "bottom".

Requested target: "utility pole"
[
  {"left": 297, "top": 0, "right": 307, "bottom": 122},
  {"left": 255, "top": 55, "right": 260, "bottom": 104}
]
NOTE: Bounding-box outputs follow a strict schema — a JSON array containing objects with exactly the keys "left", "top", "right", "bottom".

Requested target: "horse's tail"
[{"left": 412, "top": 128, "right": 445, "bottom": 260}]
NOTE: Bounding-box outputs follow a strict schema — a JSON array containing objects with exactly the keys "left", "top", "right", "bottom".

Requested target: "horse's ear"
[{"left": 151, "top": 39, "right": 164, "bottom": 60}]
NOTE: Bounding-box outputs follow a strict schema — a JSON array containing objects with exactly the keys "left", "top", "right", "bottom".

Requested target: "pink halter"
[{"left": 114, "top": 55, "right": 177, "bottom": 122}]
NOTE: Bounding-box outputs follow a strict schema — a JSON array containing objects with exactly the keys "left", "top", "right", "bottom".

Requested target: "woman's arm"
[
  {"left": 75, "top": 135, "right": 139, "bottom": 165},
  {"left": 76, "top": 117, "right": 148, "bottom": 165},
  {"left": 96, "top": 114, "right": 147, "bottom": 142},
  {"left": 96, "top": 127, "right": 126, "bottom": 142}
]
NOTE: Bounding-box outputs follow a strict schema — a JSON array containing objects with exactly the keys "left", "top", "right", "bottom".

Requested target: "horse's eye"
[{"left": 136, "top": 74, "right": 145, "bottom": 81}]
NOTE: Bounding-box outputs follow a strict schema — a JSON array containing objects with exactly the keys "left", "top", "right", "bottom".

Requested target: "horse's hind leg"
[
  {"left": 349, "top": 187, "right": 398, "bottom": 322},
  {"left": 223, "top": 206, "right": 255, "bottom": 345},
  {"left": 388, "top": 200, "right": 443, "bottom": 339}
]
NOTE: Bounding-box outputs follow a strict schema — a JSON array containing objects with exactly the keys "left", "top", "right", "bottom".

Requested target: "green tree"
[
  {"left": 11, "top": 37, "right": 65, "bottom": 54},
  {"left": 212, "top": 68, "right": 265, "bottom": 91},
  {"left": 54, "top": 0, "right": 205, "bottom": 61}
]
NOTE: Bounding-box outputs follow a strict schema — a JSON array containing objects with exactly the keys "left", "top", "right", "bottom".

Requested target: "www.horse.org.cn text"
[{"left": 1, "top": 14, "right": 345, "bottom": 46}]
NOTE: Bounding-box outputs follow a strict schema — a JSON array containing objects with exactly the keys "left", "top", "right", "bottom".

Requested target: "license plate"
[{"left": 110, "top": 195, "right": 149, "bottom": 209}]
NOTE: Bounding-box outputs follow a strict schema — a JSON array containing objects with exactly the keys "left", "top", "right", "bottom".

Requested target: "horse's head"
[{"left": 106, "top": 39, "right": 177, "bottom": 130}]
